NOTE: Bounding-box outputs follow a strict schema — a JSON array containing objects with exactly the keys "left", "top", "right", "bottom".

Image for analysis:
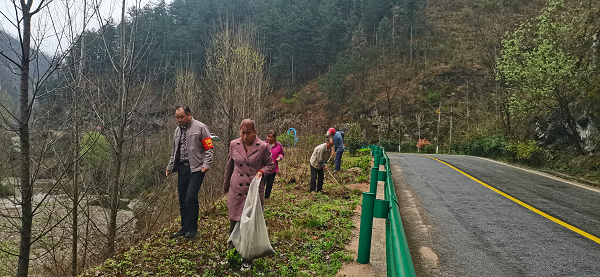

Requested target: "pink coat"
[
  {"left": 223, "top": 136, "right": 275, "bottom": 221},
  {"left": 265, "top": 140, "right": 284, "bottom": 174}
]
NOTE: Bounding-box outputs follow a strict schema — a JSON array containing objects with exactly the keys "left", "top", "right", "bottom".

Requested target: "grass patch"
[{"left": 82, "top": 159, "right": 361, "bottom": 277}]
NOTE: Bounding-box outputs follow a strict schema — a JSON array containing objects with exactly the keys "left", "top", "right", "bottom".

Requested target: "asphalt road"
[{"left": 389, "top": 153, "right": 600, "bottom": 277}]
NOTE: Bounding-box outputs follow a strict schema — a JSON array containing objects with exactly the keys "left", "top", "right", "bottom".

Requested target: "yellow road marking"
[{"left": 423, "top": 155, "right": 600, "bottom": 244}]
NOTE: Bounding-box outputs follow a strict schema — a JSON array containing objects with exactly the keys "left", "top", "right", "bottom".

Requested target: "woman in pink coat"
[
  {"left": 222, "top": 119, "right": 274, "bottom": 271},
  {"left": 264, "top": 130, "right": 284, "bottom": 199}
]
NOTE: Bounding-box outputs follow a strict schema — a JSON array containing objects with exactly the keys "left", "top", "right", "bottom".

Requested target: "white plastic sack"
[{"left": 227, "top": 177, "right": 275, "bottom": 260}]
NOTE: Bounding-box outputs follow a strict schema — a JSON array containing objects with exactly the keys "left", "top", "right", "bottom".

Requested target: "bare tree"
[
  {"left": 204, "top": 23, "right": 270, "bottom": 143},
  {"left": 415, "top": 112, "right": 424, "bottom": 140},
  {"left": 0, "top": 1, "right": 90, "bottom": 275},
  {"left": 83, "top": 0, "right": 174, "bottom": 257}
]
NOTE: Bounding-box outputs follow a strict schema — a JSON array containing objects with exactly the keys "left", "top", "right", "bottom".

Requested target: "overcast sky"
[{"left": 0, "top": 0, "right": 170, "bottom": 56}]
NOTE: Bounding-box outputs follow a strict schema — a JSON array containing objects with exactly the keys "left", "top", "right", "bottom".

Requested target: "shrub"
[
  {"left": 462, "top": 135, "right": 508, "bottom": 158},
  {"left": 0, "top": 184, "right": 13, "bottom": 197},
  {"left": 423, "top": 144, "right": 436, "bottom": 154},
  {"left": 379, "top": 139, "right": 399, "bottom": 152},
  {"left": 278, "top": 131, "right": 296, "bottom": 147},
  {"left": 399, "top": 140, "right": 418, "bottom": 153},
  {"left": 347, "top": 155, "right": 371, "bottom": 173},
  {"left": 345, "top": 123, "right": 367, "bottom": 156},
  {"left": 80, "top": 131, "right": 110, "bottom": 168},
  {"left": 357, "top": 148, "right": 371, "bottom": 156},
  {"left": 507, "top": 140, "right": 545, "bottom": 165}
]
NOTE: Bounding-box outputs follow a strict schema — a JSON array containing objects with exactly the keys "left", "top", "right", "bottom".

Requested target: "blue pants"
[
  {"left": 176, "top": 164, "right": 205, "bottom": 232},
  {"left": 334, "top": 150, "right": 343, "bottom": 171}
]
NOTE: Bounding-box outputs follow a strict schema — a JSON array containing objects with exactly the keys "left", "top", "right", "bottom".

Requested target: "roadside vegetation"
[
  {"left": 83, "top": 143, "right": 372, "bottom": 276},
  {"left": 383, "top": 134, "right": 600, "bottom": 186}
]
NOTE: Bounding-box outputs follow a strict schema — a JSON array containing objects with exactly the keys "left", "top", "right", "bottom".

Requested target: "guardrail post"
[
  {"left": 369, "top": 167, "right": 378, "bottom": 194},
  {"left": 378, "top": 167, "right": 387, "bottom": 182},
  {"left": 357, "top": 192, "right": 375, "bottom": 264}
]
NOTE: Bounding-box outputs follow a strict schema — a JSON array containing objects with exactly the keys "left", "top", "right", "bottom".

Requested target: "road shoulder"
[{"left": 389, "top": 159, "right": 441, "bottom": 277}]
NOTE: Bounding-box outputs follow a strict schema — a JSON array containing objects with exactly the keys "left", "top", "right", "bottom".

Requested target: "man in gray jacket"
[
  {"left": 309, "top": 136, "right": 334, "bottom": 193},
  {"left": 166, "top": 106, "right": 214, "bottom": 239}
]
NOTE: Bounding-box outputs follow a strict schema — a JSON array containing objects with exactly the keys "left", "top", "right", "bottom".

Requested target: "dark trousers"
[
  {"left": 176, "top": 164, "right": 205, "bottom": 232},
  {"left": 310, "top": 165, "right": 324, "bottom": 192},
  {"left": 264, "top": 173, "right": 277, "bottom": 199},
  {"left": 334, "top": 150, "right": 343, "bottom": 171}
]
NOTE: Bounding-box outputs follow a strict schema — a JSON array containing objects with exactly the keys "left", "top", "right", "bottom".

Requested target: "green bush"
[
  {"left": 379, "top": 139, "right": 399, "bottom": 152},
  {"left": 399, "top": 140, "right": 418, "bottom": 153},
  {"left": 345, "top": 123, "right": 367, "bottom": 156},
  {"left": 80, "top": 131, "right": 110, "bottom": 168},
  {"left": 278, "top": 131, "right": 296, "bottom": 147},
  {"left": 0, "top": 184, "right": 13, "bottom": 197},
  {"left": 507, "top": 140, "right": 545, "bottom": 165},
  {"left": 423, "top": 144, "right": 436, "bottom": 154},
  {"left": 357, "top": 148, "right": 371, "bottom": 156},
  {"left": 460, "top": 135, "right": 508, "bottom": 158},
  {"left": 298, "top": 134, "right": 322, "bottom": 148},
  {"left": 347, "top": 155, "right": 371, "bottom": 173}
]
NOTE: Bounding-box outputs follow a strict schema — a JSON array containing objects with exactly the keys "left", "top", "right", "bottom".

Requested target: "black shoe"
[
  {"left": 185, "top": 230, "right": 199, "bottom": 239},
  {"left": 172, "top": 228, "right": 185, "bottom": 238}
]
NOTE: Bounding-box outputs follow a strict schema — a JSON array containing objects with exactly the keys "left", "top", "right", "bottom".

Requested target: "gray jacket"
[
  {"left": 167, "top": 118, "right": 214, "bottom": 173},
  {"left": 310, "top": 143, "right": 331, "bottom": 169}
]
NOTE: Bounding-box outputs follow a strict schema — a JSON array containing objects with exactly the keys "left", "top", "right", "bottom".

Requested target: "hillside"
[{"left": 0, "top": 30, "right": 51, "bottom": 107}]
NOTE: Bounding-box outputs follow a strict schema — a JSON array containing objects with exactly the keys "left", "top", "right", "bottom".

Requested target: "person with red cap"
[{"left": 326, "top": 128, "right": 345, "bottom": 172}]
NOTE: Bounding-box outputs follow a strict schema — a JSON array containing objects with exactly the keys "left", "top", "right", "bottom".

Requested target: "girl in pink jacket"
[{"left": 264, "top": 130, "right": 284, "bottom": 199}]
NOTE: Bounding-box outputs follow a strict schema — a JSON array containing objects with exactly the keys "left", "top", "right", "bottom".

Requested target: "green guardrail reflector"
[{"left": 373, "top": 199, "right": 389, "bottom": 219}]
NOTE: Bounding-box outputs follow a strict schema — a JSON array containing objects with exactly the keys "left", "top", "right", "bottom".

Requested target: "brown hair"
[{"left": 240, "top": 119, "right": 256, "bottom": 131}]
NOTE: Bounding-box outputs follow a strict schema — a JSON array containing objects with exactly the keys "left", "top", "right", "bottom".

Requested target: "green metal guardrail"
[{"left": 357, "top": 145, "right": 416, "bottom": 277}]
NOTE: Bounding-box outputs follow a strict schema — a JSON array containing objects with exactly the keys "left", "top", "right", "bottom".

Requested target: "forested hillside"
[
  {"left": 52, "top": 0, "right": 600, "bottom": 157},
  {"left": 0, "top": 30, "right": 51, "bottom": 107}
]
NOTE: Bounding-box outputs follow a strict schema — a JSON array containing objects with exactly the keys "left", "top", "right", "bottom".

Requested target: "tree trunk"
[
  {"left": 436, "top": 104, "right": 441, "bottom": 154},
  {"left": 449, "top": 106, "right": 453, "bottom": 154},
  {"left": 559, "top": 95, "right": 584, "bottom": 155},
  {"left": 108, "top": 144, "right": 122, "bottom": 256},
  {"left": 387, "top": 87, "right": 392, "bottom": 139},
  {"left": 410, "top": 26, "right": 413, "bottom": 62},
  {"left": 16, "top": 11, "right": 33, "bottom": 277},
  {"left": 72, "top": 130, "right": 79, "bottom": 276},
  {"left": 107, "top": 0, "right": 128, "bottom": 256}
]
